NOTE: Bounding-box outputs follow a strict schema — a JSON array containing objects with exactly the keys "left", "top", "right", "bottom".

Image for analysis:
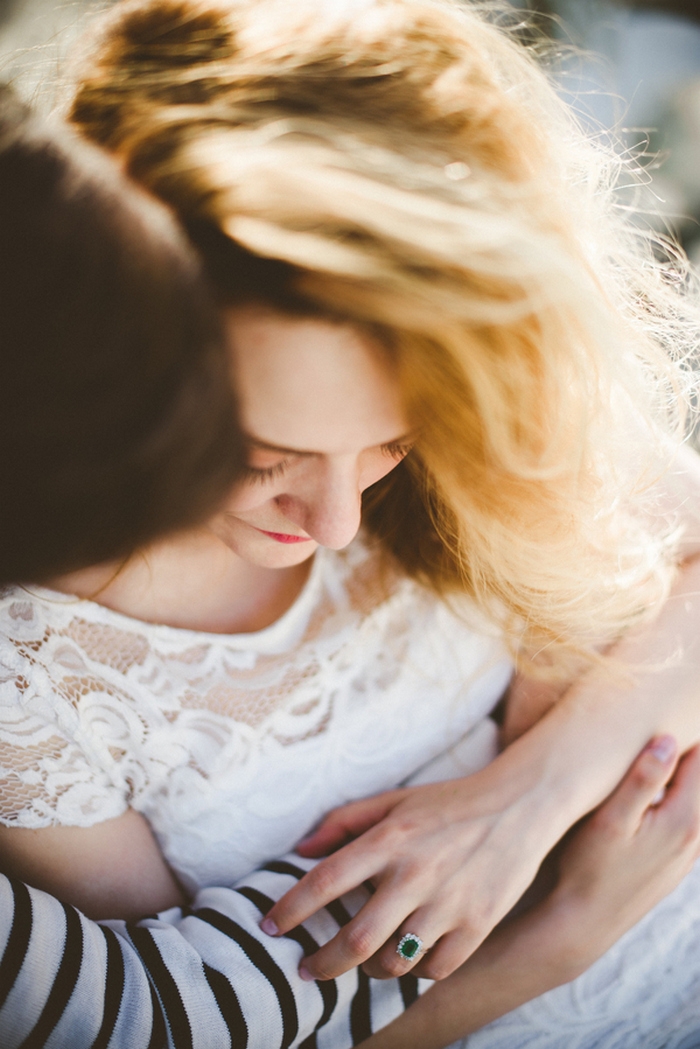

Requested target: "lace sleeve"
[{"left": 0, "top": 641, "right": 128, "bottom": 829}]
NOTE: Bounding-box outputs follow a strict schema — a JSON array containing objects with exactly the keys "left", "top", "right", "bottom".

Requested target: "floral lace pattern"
[
  {"left": 2, "top": 536, "right": 700, "bottom": 1045},
  {"left": 0, "top": 539, "right": 511, "bottom": 891}
]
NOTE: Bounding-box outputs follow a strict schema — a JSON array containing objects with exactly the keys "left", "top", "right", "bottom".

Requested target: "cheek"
[{"left": 221, "top": 482, "right": 281, "bottom": 514}]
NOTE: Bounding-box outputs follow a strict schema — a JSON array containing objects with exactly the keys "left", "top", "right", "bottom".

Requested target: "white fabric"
[
  {"left": 0, "top": 857, "right": 417, "bottom": 1049},
  {"left": 2, "top": 534, "right": 700, "bottom": 1046},
  {"left": 0, "top": 537, "right": 511, "bottom": 893}
]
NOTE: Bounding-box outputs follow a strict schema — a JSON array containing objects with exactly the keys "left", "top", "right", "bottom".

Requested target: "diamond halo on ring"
[{"left": 396, "top": 932, "right": 424, "bottom": 961}]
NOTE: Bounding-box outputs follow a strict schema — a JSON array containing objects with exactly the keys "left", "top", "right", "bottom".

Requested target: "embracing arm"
[
  {"left": 0, "top": 811, "right": 417, "bottom": 1046},
  {"left": 262, "top": 443, "right": 700, "bottom": 982},
  {"left": 0, "top": 813, "right": 383, "bottom": 1047},
  {"left": 0, "top": 849, "right": 414, "bottom": 1049},
  {"left": 3, "top": 738, "right": 698, "bottom": 1049},
  {"left": 360, "top": 738, "right": 700, "bottom": 1049}
]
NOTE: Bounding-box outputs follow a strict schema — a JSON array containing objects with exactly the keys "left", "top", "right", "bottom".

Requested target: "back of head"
[
  {"left": 0, "top": 86, "right": 242, "bottom": 585},
  {"left": 67, "top": 0, "right": 700, "bottom": 673}
]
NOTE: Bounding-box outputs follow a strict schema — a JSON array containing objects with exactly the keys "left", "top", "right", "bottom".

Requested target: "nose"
[{"left": 275, "top": 461, "right": 363, "bottom": 550}]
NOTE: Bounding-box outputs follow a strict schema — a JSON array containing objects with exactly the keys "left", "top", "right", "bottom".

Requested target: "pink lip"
[{"left": 256, "top": 528, "right": 312, "bottom": 544}]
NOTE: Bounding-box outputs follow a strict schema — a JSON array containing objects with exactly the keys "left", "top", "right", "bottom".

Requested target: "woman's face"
[{"left": 208, "top": 308, "right": 411, "bottom": 569}]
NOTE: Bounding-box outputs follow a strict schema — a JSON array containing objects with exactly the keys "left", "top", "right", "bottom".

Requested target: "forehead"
[{"left": 225, "top": 308, "right": 408, "bottom": 452}]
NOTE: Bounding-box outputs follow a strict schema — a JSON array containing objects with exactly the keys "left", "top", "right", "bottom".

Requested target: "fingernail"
[
  {"left": 648, "top": 736, "right": 676, "bottom": 764},
  {"left": 260, "top": 917, "right": 279, "bottom": 936},
  {"left": 299, "top": 963, "right": 315, "bottom": 982}
]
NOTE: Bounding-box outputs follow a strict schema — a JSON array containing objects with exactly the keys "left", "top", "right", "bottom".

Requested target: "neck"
[{"left": 48, "top": 529, "right": 313, "bottom": 634}]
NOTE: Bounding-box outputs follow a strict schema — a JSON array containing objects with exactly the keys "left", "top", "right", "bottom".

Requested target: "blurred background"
[{"left": 1, "top": 0, "right": 699, "bottom": 260}]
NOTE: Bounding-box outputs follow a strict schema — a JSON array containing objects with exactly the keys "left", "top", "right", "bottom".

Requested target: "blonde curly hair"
[{"left": 67, "top": 0, "right": 700, "bottom": 674}]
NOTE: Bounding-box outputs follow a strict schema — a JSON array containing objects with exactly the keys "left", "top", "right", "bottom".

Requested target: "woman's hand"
[
  {"left": 264, "top": 546, "right": 700, "bottom": 986},
  {"left": 546, "top": 735, "right": 700, "bottom": 972},
  {"left": 261, "top": 739, "right": 586, "bottom": 982},
  {"left": 357, "top": 736, "right": 700, "bottom": 1049}
]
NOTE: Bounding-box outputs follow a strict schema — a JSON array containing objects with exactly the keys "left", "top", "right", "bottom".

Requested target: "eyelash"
[
  {"left": 240, "top": 460, "right": 291, "bottom": 484},
  {"left": 383, "top": 442, "right": 415, "bottom": 461},
  {"left": 241, "top": 443, "right": 414, "bottom": 484}
]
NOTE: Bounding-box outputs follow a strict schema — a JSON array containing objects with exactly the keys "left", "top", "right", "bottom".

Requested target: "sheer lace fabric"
[
  {"left": 3, "top": 536, "right": 700, "bottom": 1045},
  {"left": 0, "top": 539, "right": 511, "bottom": 891}
]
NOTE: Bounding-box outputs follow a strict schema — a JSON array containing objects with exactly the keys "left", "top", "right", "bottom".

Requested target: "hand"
[
  {"left": 545, "top": 735, "right": 700, "bottom": 973},
  {"left": 261, "top": 747, "right": 578, "bottom": 982},
  {"left": 354, "top": 736, "right": 700, "bottom": 1049}
]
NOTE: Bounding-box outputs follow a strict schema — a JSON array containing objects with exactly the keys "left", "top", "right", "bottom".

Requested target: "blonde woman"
[{"left": 4, "top": 0, "right": 700, "bottom": 1045}]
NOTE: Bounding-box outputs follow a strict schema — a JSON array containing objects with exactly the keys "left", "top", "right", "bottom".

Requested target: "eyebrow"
[
  {"left": 244, "top": 433, "right": 417, "bottom": 456},
  {"left": 244, "top": 437, "right": 315, "bottom": 456}
]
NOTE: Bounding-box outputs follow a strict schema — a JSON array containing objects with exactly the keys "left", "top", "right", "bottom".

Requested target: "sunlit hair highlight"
[{"left": 68, "top": 0, "right": 700, "bottom": 675}]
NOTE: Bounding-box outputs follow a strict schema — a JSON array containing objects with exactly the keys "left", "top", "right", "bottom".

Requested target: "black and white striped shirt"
[{"left": 0, "top": 854, "right": 422, "bottom": 1049}]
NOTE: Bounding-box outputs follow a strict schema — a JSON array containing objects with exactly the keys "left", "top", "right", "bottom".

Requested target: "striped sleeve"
[{"left": 0, "top": 855, "right": 427, "bottom": 1049}]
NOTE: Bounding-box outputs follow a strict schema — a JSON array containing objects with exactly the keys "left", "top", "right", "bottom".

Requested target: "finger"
[
  {"left": 411, "top": 928, "right": 475, "bottom": 981},
  {"left": 296, "top": 791, "right": 407, "bottom": 858},
  {"left": 263, "top": 834, "right": 397, "bottom": 936},
  {"left": 593, "top": 735, "right": 678, "bottom": 837},
  {"left": 652, "top": 744, "right": 700, "bottom": 846},
  {"left": 298, "top": 884, "right": 425, "bottom": 981},
  {"left": 363, "top": 911, "right": 476, "bottom": 982}
]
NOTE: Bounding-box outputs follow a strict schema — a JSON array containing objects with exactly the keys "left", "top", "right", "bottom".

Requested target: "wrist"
[
  {"left": 499, "top": 667, "right": 655, "bottom": 830},
  {"left": 492, "top": 719, "right": 595, "bottom": 839}
]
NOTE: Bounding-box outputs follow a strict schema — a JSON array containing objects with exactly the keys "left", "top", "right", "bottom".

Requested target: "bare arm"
[
  {"left": 504, "top": 440, "right": 700, "bottom": 745},
  {"left": 264, "top": 444, "right": 700, "bottom": 982},
  {"left": 0, "top": 808, "right": 186, "bottom": 920},
  {"left": 360, "top": 739, "right": 700, "bottom": 1049}
]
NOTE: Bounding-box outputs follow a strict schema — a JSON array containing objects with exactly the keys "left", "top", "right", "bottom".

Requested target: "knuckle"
[
  {"left": 372, "top": 821, "right": 408, "bottom": 852},
  {"left": 345, "top": 924, "right": 377, "bottom": 959},
  {"left": 459, "top": 903, "right": 491, "bottom": 941},
  {"left": 590, "top": 809, "right": 620, "bottom": 838},
  {"left": 309, "top": 862, "right": 340, "bottom": 900},
  {"left": 390, "top": 857, "right": 428, "bottom": 889},
  {"left": 421, "top": 958, "right": 452, "bottom": 981},
  {"left": 377, "top": 954, "right": 407, "bottom": 978},
  {"left": 391, "top": 813, "right": 423, "bottom": 837},
  {"left": 679, "top": 813, "right": 700, "bottom": 849}
]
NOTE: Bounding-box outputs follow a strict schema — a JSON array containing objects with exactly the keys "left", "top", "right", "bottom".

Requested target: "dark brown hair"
[{"left": 0, "top": 87, "right": 243, "bottom": 585}]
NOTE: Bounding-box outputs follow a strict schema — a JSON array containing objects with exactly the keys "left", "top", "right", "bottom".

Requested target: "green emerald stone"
[{"left": 397, "top": 934, "right": 421, "bottom": 959}]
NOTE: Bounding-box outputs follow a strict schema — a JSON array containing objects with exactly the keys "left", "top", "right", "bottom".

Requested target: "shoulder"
[
  {"left": 0, "top": 587, "right": 130, "bottom": 829},
  {"left": 0, "top": 586, "right": 52, "bottom": 699}
]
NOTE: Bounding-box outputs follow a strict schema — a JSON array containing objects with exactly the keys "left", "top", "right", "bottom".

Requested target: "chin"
[{"left": 241, "top": 538, "right": 318, "bottom": 569}]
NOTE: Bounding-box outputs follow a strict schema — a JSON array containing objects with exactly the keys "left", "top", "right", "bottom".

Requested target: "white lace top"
[
  {"left": 3, "top": 538, "right": 700, "bottom": 1048},
  {"left": 0, "top": 537, "right": 512, "bottom": 892}
]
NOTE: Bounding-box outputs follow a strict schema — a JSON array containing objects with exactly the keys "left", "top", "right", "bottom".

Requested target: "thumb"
[{"left": 595, "top": 735, "right": 678, "bottom": 837}]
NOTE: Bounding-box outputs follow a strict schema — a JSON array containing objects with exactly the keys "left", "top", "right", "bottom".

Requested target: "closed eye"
[
  {"left": 382, "top": 441, "right": 415, "bottom": 461},
  {"left": 240, "top": 459, "right": 291, "bottom": 483}
]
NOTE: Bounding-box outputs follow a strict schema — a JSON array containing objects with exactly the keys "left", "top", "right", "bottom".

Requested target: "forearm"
[
  {"left": 360, "top": 897, "right": 580, "bottom": 1049},
  {"left": 499, "top": 554, "right": 700, "bottom": 835},
  {"left": 0, "top": 856, "right": 414, "bottom": 1049}
]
